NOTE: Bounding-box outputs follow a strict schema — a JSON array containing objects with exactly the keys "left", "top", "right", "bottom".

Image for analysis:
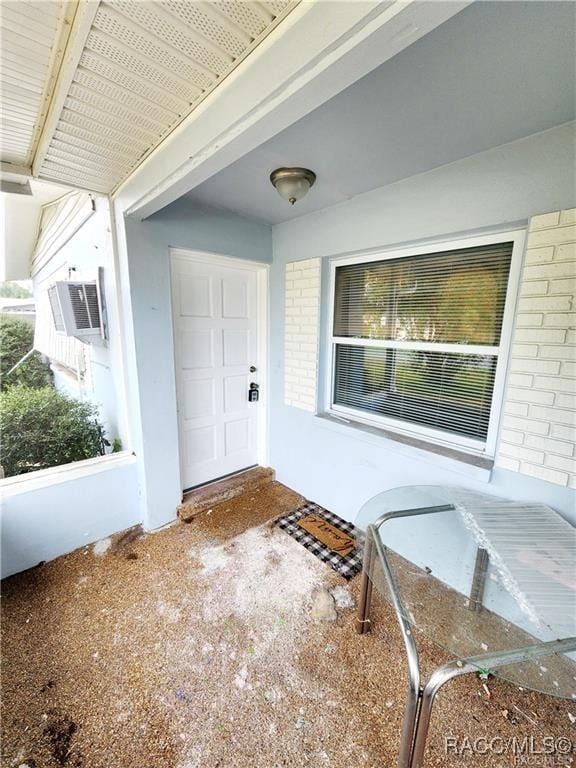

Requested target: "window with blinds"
[{"left": 329, "top": 238, "right": 517, "bottom": 452}]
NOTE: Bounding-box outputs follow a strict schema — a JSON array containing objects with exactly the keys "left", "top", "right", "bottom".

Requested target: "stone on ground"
[{"left": 311, "top": 587, "right": 337, "bottom": 621}]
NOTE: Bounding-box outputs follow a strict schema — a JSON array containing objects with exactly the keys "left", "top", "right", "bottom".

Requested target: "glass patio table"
[{"left": 354, "top": 485, "right": 576, "bottom": 768}]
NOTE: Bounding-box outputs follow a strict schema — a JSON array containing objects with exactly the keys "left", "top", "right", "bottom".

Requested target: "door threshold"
[
  {"left": 178, "top": 466, "right": 275, "bottom": 522},
  {"left": 183, "top": 465, "right": 258, "bottom": 495}
]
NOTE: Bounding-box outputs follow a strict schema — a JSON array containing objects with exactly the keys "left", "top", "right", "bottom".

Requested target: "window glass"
[
  {"left": 330, "top": 238, "right": 516, "bottom": 450},
  {"left": 334, "top": 345, "right": 497, "bottom": 441},
  {"left": 334, "top": 243, "right": 513, "bottom": 346}
]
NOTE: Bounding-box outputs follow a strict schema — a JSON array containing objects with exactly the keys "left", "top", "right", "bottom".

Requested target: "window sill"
[
  {"left": 0, "top": 451, "right": 136, "bottom": 498},
  {"left": 316, "top": 412, "right": 494, "bottom": 481}
]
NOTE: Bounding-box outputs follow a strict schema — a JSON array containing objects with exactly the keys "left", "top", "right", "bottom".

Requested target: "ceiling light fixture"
[{"left": 270, "top": 167, "right": 316, "bottom": 205}]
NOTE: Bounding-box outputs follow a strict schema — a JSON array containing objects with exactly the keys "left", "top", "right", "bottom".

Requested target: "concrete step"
[{"left": 177, "top": 466, "right": 275, "bottom": 522}]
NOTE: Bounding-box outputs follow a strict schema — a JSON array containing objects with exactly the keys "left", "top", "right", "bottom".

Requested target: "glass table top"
[{"left": 355, "top": 485, "right": 576, "bottom": 701}]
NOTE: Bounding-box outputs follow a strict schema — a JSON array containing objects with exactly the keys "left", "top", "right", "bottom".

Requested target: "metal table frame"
[{"left": 355, "top": 504, "right": 576, "bottom": 768}]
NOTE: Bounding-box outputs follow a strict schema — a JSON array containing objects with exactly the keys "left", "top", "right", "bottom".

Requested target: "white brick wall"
[
  {"left": 497, "top": 208, "right": 576, "bottom": 487},
  {"left": 284, "top": 258, "right": 321, "bottom": 411}
]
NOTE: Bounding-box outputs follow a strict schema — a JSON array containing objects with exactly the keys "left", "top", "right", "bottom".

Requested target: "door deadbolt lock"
[{"left": 250, "top": 365, "right": 257, "bottom": 373}]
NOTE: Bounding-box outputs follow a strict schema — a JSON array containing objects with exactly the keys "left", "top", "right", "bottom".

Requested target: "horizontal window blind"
[
  {"left": 329, "top": 239, "right": 515, "bottom": 449},
  {"left": 334, "top": 242, "right": 513, "bottom": 346},
  {"left": 334, "top": 345, "right": 497, "bottom": 441}
]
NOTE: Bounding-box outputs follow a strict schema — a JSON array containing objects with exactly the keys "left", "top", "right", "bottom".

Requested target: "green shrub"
[
  {"left": 0, "top": 315, "right": 52, "bottom": 391},
  {"left": 0, "top": 282, "right": 32, "bottom": 299},
  {"left": 0, "top": 386, "right": 106, "bottom": 477}
]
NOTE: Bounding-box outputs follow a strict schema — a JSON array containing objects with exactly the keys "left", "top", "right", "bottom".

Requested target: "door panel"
[
  {"left": 183, "top": 377, "right": 214, "bottom": 419},
  {"left": 180, "top": 275, "right": 213, "bottom": 317},
  {"left": 222, "top": 279, "right": 248, "bottom": 318},
  {"left": 181, "top": 329, "right": 214, "bottom": 369},
  {"left": 184, "top": 425, "right": 216, "bottom": 464},
  {"left": 225, "top": 418, "right": 250, "bottom": 454},
  {"left": 224, "top": 374, "right": 248, "bottom": 413},
  {"left": 171, "top": 254, "right": 259, "bottom": 489},
  {"left": 223, "top": 329, "right": 249, "bottom": 366}
]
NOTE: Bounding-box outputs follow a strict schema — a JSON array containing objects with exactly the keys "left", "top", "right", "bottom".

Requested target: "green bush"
[
  {"left": 0, "top": 282, "right": 32, "bottom": 299},
  {"left": 0, "top": 315, "right": 52, "bottom": 391},
  {"left": 0, "top": 386, "right": 106, "bottom": 477}
]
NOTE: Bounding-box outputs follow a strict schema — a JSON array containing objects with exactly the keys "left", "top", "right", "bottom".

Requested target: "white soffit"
[
  {"left": 0, "top": 0, "right": 74, "bottom": 168},
  {"left": 30, "top": 0, "right": 298, "bottom": 194}
]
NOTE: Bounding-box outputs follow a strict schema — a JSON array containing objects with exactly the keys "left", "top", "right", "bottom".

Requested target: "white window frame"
[{"left": 325, "top": 229, "right": 526, "bottom": 457}]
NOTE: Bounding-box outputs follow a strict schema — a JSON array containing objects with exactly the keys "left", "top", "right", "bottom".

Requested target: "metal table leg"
[
  {"left": 355, "top": 506, "right": 454, "bottom": 637},
  {"left": 355, "top": 505, "right": 455, "bottom": 767},
  {"left": 371, "top": 524, "right": 423, "bottom": 768},
  {"left": 469, "top": 547, "right": 489, "bottom": 612},
  {"left": 409, "top": 637, "right": 576, "bottom": 768},
  {"left": 355, "top": 527, "right": 374, "bottom": 635}
]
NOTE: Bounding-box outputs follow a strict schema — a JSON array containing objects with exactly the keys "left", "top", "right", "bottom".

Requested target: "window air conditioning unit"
[{"left": 48, "top": 269, "right": 107, "bottom": 343}]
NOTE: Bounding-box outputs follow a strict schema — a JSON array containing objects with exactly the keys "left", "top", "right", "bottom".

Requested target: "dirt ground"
[{"left": 1, "top": 481, "right": 574, "bottom": 768}]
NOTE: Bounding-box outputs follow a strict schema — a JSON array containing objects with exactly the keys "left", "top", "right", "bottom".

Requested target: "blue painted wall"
[
  {"left": 123, "top": 197, "right": 272, "bottom": 529},
  {"left": 1, "top": 457, "right": 140, "bottom": 579}
]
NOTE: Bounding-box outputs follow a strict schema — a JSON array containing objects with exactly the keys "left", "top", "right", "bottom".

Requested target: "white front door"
[{"left": 171, "top": 252, "right": 260, "bottom": 490}]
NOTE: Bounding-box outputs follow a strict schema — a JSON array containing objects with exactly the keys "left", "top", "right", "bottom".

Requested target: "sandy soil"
[{"left": 1, "top": 481, "right": 574, "bottom": 768}]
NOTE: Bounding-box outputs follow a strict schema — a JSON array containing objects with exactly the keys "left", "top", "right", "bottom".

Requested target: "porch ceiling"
[
  {"left": 184, "top": 1, "right": 576, "bottom": 225},
  {"left": 0, "top": 0, "right": 74, "bottom": 169},
  {"left": 0, "top": 0, "right": 297, "bottom": 194}
]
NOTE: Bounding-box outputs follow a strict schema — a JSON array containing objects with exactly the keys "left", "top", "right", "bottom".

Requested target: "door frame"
[{"left": 169, "top": 247, "right": 269, "bottom": 492}]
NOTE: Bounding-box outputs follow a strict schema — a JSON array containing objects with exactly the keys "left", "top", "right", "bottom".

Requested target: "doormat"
[{"left": 275, "top": 502, "right": 363, "bottom": 580}]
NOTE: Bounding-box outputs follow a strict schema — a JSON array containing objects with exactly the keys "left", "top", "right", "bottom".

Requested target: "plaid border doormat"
[{"left": 275, "top": 502, "right": 363, "bottom": 580}]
